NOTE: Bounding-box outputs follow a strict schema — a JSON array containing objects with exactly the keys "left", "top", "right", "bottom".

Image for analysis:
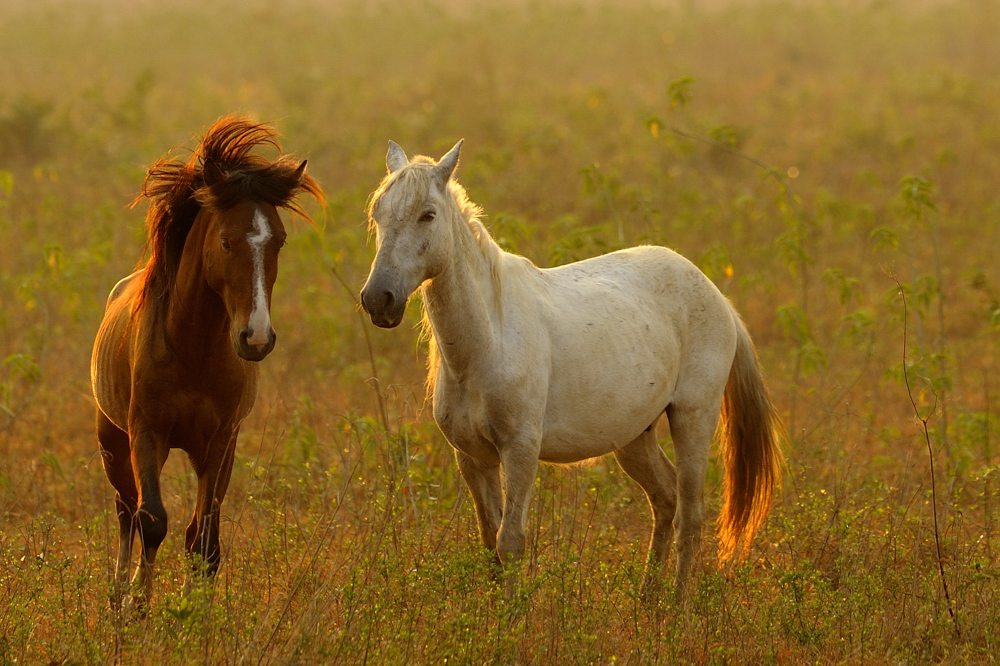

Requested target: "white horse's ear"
[
  {"left": 387, "top": 141, "right": 408, "bottom": 173},
  {"left": 433, "top": 139, "right": 463, "bottom": 188}
]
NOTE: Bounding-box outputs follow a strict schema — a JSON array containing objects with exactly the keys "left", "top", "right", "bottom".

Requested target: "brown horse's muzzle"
[{"left": 235, "top": 326, "right": 276, "bottom": 361}]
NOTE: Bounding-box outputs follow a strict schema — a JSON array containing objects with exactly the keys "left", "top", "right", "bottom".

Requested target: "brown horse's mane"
[{"left": 132, "top": 115, "right": 324, "bottom": 324}]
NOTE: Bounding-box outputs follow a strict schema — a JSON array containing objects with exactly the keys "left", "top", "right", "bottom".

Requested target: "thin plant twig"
[
  {"left": 893, "top": 275, "right": 959, "bottom": 636},
  {"left": 330, "top": 263, "right": 390, "bottom": 435}
]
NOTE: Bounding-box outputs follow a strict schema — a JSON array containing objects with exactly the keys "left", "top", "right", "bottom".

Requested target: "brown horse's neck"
[
  {"left": 164, "top": 209, "right": 232, "bottom": 364},
  {"left": 422, "top": 216, "right": 500, "bottom": 381}
]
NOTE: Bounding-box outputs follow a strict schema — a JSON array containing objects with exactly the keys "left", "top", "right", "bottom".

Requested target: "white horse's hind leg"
[
  {"left": 666, "top": 402, "right": 720, "bottom": 598},
  {"left": 496, "top": 441, "right": 541, "bottom": 566},
  {"left": 614, "top": 423, "right": 677, "bottom": 595},
  {"left": 455, "top": 450, "right": 503, "bottom": 560}
]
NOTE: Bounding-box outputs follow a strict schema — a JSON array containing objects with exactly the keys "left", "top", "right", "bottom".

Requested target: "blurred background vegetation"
[{"left": 0, "top": 0, "right": 998, "bottom": 662}]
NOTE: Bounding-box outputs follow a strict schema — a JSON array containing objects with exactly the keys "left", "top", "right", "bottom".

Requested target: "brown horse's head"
[
  {"left": 199, "top": 159, "right": 300, "bottom": 360},
  {"left": 135, "top": 117, "right": 324, "bottom": 361},
  {"left": 200, "top": 168, "right": 298, "bottom": 360}
]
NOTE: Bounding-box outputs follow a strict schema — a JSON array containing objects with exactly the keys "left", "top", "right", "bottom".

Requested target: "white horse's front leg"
[
  {"left": 454, "top": 449, "right": 503, "bottom": 559},
  {"left": 496, "top": 440, "right": 540, "bottom": 566}
]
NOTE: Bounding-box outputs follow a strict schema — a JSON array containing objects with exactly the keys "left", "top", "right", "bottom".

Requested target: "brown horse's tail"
[{"left": 716, "top": 309, "right": 783, "bottom": 564}]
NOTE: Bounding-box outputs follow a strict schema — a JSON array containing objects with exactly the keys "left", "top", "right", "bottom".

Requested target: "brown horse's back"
[{"left": 91, "top": 271, "right": 142, "bottom": 432}]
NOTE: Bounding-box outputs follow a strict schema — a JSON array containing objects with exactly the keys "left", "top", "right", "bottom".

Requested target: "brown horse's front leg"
[
  {"left": 126, "top": 429, "right": 170, "bottom": 616},
  {"left": 186, "top": 431, "right": 238, "bottom": 578}
]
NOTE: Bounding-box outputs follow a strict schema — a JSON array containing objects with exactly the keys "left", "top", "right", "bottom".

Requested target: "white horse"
[{"left": 360, "top": 140, "right": 782, "bottom": 596}]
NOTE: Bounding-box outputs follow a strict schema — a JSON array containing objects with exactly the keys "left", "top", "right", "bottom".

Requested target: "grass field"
[{"left": 1, "top": 0, "right": 999, "bottom": 662}]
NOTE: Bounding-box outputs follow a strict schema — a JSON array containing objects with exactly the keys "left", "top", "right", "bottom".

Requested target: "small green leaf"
[
  {"left": 668, "top": 76, "right": 695, "bottom": 111},
  {"left": 708, "top": 124, "right": 740, "bottom": 148},
  {"left": 869, "top": 226, "right": 899, "bottom": 252},
  {"left": 898, "top": 175, "right": 937, "bottom": 221}
]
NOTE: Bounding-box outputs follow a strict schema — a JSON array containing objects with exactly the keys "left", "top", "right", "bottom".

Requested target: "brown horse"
[{"left": 90, "top": 116, "right": 323, "bottom": 611}]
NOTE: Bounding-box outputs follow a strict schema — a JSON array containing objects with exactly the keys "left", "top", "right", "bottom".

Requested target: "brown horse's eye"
[
  {"left": 221, "top": 238, "right": 232, "bottom": 252},
  {"left": 418, "top": 210, "right": 436, "bottom": 223}
]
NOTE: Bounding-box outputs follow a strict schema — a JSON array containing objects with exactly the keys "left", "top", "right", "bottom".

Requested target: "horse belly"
[
  {"left": 539, "top": 356, "right": 676, "bottom": 463},
  {"left": 538, "top": 282, "right": 683, "bottom": 463}
]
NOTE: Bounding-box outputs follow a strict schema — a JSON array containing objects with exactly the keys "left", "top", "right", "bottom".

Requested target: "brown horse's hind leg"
[
  {"left": 614, "top": 421, "right": 677, "bottom": 598},
  {"left": 185, "top": 432, "right": 238, "bottom": 577},
  {"left": 97, "top": 410, "right": 137, "bottom": 609}
]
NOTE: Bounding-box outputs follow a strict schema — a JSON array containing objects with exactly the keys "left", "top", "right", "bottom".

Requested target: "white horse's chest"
[{"left": 433, "top": 374, "right": 504, "bottom": 465}]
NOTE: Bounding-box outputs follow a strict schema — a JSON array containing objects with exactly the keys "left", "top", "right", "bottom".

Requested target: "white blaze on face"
[{"left": 246, "top": 208, "right": 272, "bottom": 346}]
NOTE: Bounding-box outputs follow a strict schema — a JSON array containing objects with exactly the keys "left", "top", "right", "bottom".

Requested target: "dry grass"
[{"left": 1, "top": 0, "right": 998, "bottom": 662}]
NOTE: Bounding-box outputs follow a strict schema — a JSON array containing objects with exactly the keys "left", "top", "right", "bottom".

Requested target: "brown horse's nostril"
[{"left": 239, "top": 327, "right": 252, "bottom": 347}]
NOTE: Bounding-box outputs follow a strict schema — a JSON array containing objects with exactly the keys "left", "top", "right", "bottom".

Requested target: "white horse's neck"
[{"left": 422, "top": 207, "right": 501, "bottom": 381}]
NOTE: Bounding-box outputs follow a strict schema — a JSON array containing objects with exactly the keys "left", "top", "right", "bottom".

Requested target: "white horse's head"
[{"left": 361, "top": 139, "right": 463, "bottom": 328}]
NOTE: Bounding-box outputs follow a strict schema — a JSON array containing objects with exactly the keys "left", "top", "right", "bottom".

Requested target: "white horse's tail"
[{"left": 716, "top": 308, "right": 783, "bottom": 563}]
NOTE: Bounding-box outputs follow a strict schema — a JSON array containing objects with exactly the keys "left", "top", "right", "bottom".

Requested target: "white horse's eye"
[{"left": 418, "top": 211, "right": 436, "bottom": 223}]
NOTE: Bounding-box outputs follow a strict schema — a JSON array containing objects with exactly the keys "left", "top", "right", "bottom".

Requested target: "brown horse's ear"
[
  {"left": 204, "top": 158, "right": 226, "bottom": 187},
  {"left": 292, "top": 159, "right": 308, "bottom": 183}
]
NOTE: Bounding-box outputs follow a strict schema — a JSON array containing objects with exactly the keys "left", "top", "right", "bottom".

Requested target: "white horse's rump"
[{"left": 361, "top": 140, "right": 781, "bottom": 596}]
